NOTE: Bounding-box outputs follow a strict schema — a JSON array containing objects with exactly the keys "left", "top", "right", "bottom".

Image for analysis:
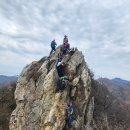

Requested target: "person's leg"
[
  {"left": 64, "top": 49, "right": 67, "bottom": 55},
  {"left": 61, "top": 80, "right": 67, "bottom": 90},
  {"left": 60, "top": 45, "right": 63, "bottom": 52},
  {"left": 50, "top": 47, "right": 55, "bottom": 55},
  {"left": 57, "top": 67, "right": 62, "bottom": 77},
  {"left": 50, "top": 48, "right": 53, "bottom": 55},
  {"left": 57, "top": 66, "right": 64, "bottom": 77},
  {"left": 56, "top": 80, "right": 61, "bottom": 92},
  {"left": 59, "top": 68, "right": 64, "bottom": 77},
  {"left": 68, "top": 115, "right": 72, "bottom": 128},
  {"left": 66, "top": 116, "right": 70, "bottom": 128},
  {"left": 53, "top": 47, "right": 56, "bottom": 51},
  {"left": 59, "top": 83, "right": 64, "bottom": 91}
]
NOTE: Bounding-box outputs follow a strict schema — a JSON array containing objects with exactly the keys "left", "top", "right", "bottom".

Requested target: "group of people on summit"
[
  {"left": 50, "top": 35, "right": 70, "bottom": 91},
  {"left": 50, "top": 35, "right": 70, "bottom": 55},
  {"left": 50, "top": 35, "right": 70, "bottom": 90},
  {"left": 49, "top": 35, "right": 74, "bottom": 128}
]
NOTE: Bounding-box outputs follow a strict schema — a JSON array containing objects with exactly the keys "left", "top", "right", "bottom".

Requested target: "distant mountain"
[
  {"left": 98, "top": 77, "right": 130, "bottom": 103},
  {"left": 0, "top": 75, "right": 17, "bottom": 85},
  {"left": 112, "top": 78, "right": 130, "bottom": 85}
]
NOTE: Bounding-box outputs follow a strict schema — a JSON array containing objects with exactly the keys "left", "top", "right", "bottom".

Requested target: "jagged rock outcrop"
[{"left": 9, "top": 46, "right": 94, "bottom": 130}]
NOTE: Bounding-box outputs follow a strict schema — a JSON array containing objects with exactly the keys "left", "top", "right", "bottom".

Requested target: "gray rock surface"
[{"left": 9, "top": 46, "right": 94, "bottom": 130}]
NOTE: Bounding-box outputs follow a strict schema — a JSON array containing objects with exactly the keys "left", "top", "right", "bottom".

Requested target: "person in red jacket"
[
  {"left": 63, "top": 42, "right": 70, "bottom": 55},
  {"left": 63, "top": 35, "right": 68, "bottom": 44}
]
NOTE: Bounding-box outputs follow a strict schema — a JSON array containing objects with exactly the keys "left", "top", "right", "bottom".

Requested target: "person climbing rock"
[
  {"left": 56, "top": 61, "right": 65, "bottom": 77},
  {"left": 67, "top": 103, "right": 74, "bottom": 115},
  {"left": 56, "top": 77, "right": 67, "bottom": 92},
  {"left": 59, "top": 76, "right": 68, "bottom": 81},
  {"left": 63, "top": 42, "right": 70, "bottom": 55},
  {"left": 55, "top": 75, "right": 69, "bottom": 92},
  {"left": 55, "top": 53, "right": 64, "bottom": 67},
  {"left": 66, "top": 103, "right": 75, "bottom": 128},
  {"left": 58, "top": 52, "right": 64, "bottom": 61},
  {"left": 50, "top": 39, "right": 57, "bottom": 55},
  {"left": 55, "top": 54, "right": 62, "bottom": 66},
  {"left": 63, "top": 35, "right": 68, "bottom": 44}
]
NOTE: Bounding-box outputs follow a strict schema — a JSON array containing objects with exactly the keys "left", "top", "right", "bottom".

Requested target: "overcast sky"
[{"left": 0, "top": 0, "right": 130, "bottom": 80}]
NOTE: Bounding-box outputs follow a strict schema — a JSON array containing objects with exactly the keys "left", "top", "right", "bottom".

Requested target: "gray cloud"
[{"left": 0, "top": 0, "right": 130, "bottom": 80}]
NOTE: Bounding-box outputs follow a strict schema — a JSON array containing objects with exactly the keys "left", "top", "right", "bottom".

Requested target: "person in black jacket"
[{"left": 56, "top": 61, "right": 65, "bottom": 77}]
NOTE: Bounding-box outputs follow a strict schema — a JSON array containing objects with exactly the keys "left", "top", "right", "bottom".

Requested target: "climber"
[
  {"left": 63, "top": 42, "right": 70, "bottom": 55},
  {"left": 67, "top": 103, "right": 74, "bottom": 115},
  {"left": 56, "top": 61, "right": 65, "bottom": 77},
  {"left": 58, "top": 52, "right": 64, "bottom": 61},
  {"left": 56, "top": 77, "right": 67, "bottom": 92},
  {"left": 55, "top": 52, "right": 64, "bottom": 66},
  {"left": 55, "top": 53, "right": 62, "bottom": 66},
  {"left": 50, "top": 39, "right": 57, "bottom": 55},
  {"left": 59, "top": 76, "right": 69, "bottom": 81},
  {"left": 63, "top": 35, "right": 68, "bottom": 44},
  {"left": 66, "top": 103, "right": 75, "bottom": 128}
]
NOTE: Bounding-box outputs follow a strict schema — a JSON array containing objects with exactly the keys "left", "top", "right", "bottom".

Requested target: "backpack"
[{"left": 56, "top": 79, "right": 67, "bottom": 92}]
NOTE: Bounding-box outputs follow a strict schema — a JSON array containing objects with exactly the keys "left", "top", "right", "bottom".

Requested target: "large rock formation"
[{"left": 9, "top": 46, "right": 94, "bottom": 130}]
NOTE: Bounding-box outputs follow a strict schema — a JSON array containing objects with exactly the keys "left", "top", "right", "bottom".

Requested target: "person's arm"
[
  {"left": 70, "top": 109, "right": 73, "bottom": 114},
  {"left": 55, "top": 59, "right": 59, "bottom": 66},
  {"left": 57, "top": 62, "right": 62, "bottom": 67},
  {"left": 55, "top": 42, "right": 57, "bottom": 46},
  {"left": 68, "top": 43, "right": 70, "bottom": 49}
]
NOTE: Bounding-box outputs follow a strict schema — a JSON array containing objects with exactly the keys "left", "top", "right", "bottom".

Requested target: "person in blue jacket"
[
  {"left": 66, "top": 103, "right": 75, "bottom": 128},
  {"left": 50, "top": 39, "right": 57, "bottom": 55}
]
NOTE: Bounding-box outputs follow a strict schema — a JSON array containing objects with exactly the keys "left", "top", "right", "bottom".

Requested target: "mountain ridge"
[
  {"left": 0, "top": 75, "right": 17, "bottom": 85},
  {"left": 112, "top": 77, "right": 130, "bottom": 85},
  {"left": 98, "top": 77, "right": 130, "bottom": 103}
]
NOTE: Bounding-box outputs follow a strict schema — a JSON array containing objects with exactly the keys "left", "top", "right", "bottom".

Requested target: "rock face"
[{"left": 9, "top": 46, "right": 93, "bottom": 130}]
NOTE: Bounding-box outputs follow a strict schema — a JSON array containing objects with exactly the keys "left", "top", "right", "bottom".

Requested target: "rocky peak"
[{"left": 9, "top": 46, "right": 94, "bottom": 130}]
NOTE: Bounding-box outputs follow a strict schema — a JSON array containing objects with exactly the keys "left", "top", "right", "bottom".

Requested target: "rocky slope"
[
  {"left": 98, "top": 78, "right": 130, "bottom": 103},
  {"left": 9, "top": 46, "right": 94, "bottom": 130},
  {"left": 92, "top": 79, "right": 130, "bottom": 130}
]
